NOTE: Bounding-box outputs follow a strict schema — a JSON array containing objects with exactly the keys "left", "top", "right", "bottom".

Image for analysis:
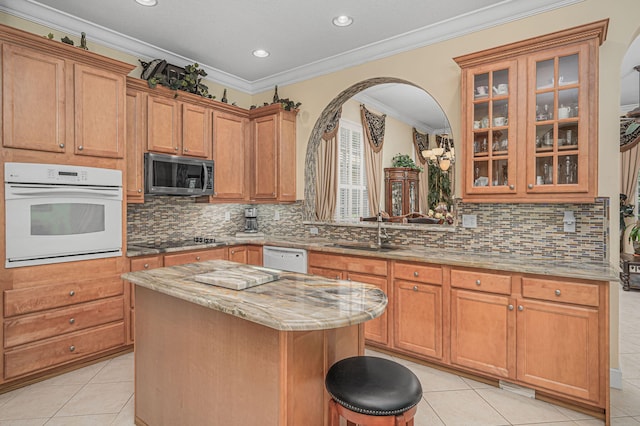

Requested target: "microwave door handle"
[{"left": 202, "top": 162, "right": 208, "bottom": 195}]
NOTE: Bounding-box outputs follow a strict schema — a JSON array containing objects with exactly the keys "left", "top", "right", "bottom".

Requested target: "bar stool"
[{"left": 325, "top": 356, "right": 423, "bottom": 426}]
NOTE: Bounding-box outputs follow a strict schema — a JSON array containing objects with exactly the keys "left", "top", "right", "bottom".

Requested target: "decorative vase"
[
  {"left": 273, "top": 85, "right": 279, "bottom": 103},
  {"left": 221, "top": 89, "right": 228, "bottom": 103}
]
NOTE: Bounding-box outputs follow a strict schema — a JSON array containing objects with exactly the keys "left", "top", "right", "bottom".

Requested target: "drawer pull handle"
[
  {"left": 69, "top": 290, "right": 75, "bottom": 297},
  {"left": 508, "top": 304, "right": 514, "bottom": 311},
  {"left": 413, "top": 285, "right": 418, "bottom": 291},
  {"left": 518, "top": 305, "right": 524, "bottom": 311},
  {"left": 475, "top": 279, "right": 481, "bottom": 286},
  {"left": 69, "top": 318, "right": 75, "bottom": 324},
  {"left": 196, "top": 256, "right": 201, "bottom": 261},
  {"left": 414, "top": 271, "right": 419, "bottom": 277},
  {"left": 78, "top": 145, "right": 83, "bottom": 151},
  {"left": 59, "top": 143, "right": 65, "bottom": 149},
  {"left": 144, "top": 263, "right": 149, "bottom": 269},
  {"left": 138, "top": 189, "right": 142, "bottom": 193},
  {"left": 555, "top": 289, "right": 561, "bottom": 296},
  {"left": 69, "top": 345, "right": 76, "bottom": 352}
]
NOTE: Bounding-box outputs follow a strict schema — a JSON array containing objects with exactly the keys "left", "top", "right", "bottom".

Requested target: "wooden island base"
[{"left": 134, "top": 287, "right": 364, "bottom": 426}]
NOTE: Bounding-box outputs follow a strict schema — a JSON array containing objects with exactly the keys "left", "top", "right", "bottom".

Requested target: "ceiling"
[{"left": 2, "top": 0, "right": 636, "bottom": 131}]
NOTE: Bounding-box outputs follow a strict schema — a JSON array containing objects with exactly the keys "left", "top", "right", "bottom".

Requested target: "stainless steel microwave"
[{"left": 144, "top": 153, "right": 214, "bottom": 196}]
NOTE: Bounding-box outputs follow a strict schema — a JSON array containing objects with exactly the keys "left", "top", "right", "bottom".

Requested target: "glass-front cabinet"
[
  {"left": 384, "top": 168, "right": 420, "bottom": 217},
  {"left": 467, "top": 60, "right": 517, "bottom": 195},
  {"left": 455, "top": 20, "right": 606, "bottom": 203}
]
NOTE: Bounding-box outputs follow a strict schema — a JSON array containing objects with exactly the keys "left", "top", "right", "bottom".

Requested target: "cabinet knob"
[
  {"left": 272, "top": 192, "right": 276, "bottom": 196},
  {"left": 184, "top": 148, "right": 189, "bottom": 152},
  {"left": 174, "top": 147, "right": 179, "bottom": 151},
  {"left": 528, "top": 184, "right": 534, "bottom": 189},
  {"left": 508, "top": 304, "right": 514, "bottom": 311},
  {"left": 475, "top": 279, "right": 481, "bottom": 286},
  {"left": 231, "top": 250, "right": 235, "bottom": 254},
  {"left": 414, "top": 271, "right": 419, "bottom": 277},
  {"left": 347, "top": 277, "right": 352, "bottom": 281},
  {"left": 59, "top": 143, "right": 65, "bottom": 149},
  {"left": 213, "top": 192, "right": 218, "bottom": 196},
  {"left": 143, "top": 263, "right": 149, "bottom": 269},
  {"left": 335, "top": 275, "right": 340, "bottom": 279},
  {"left": 69, "top": 345, "right": 76, "bottom": 352},
  {"left": 555, "top": 289, "right": 561, "bottom": 296},
  {"left": 509, "top": 184, "right": 515, "bottom": 190},
  {"left": 518, "top": 305, "right": 524, "bottom": 311},
  {"left": 138, "top": 189, "right": 142, "bottom": 193},
  {"left": 69, "top": 290, "right": 75, "bottom": 297},
  {"left": 413, "top": 285, "right": 418, "bottom": 291},
  {"left": 69, "top": 318, "right": 75, "bottom": 324},
  {"left": 196, "top": 256, "right": 201, "bottom": 261},
  {"left": 77, "top": 145, "right": 83, "bottom": 151}
]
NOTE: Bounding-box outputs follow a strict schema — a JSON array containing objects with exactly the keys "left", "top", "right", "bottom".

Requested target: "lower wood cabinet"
[
  {"left": 129, "top": 255, "right": 164, "bottom": 343},
  {"left": 246, "top": 245, "right": 263, "bottom": 266},
  {"left": 450, "top": 288, "right": 515, "bottom": 378},
  {"left": 163, "top": 247, "right": 227, "bottom": 267},
  {"left": 308, "top": 252, "right": 390, "bottom": 346},
  {"left": 229, "top": 246, "right": 247, "bottom": 263}
]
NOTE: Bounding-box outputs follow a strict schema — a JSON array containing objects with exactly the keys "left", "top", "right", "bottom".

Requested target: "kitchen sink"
[{"left": 328, "top": 242, "right": 401, "bottom": 252}]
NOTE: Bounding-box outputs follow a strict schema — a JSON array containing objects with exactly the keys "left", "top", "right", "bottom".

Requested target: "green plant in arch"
[{"left": 391, "top": 153, "right": 423, "bottom": 172}]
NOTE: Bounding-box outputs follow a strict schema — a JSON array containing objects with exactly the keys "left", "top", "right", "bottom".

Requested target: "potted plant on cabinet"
[{"left": 629, "top": 221, "right": 640, "bottom": 255}]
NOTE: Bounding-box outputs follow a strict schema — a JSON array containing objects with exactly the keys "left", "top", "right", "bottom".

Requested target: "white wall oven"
[{"left": 5, "top": 163, "right": 123, "bottom": 268}]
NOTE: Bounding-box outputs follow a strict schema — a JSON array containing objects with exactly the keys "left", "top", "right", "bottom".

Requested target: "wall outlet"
[
  {"left": 309, "top": 227, "right": 319, "bottom": 235},
  {"left": 274, "top": 211, "right": 280, "bottom": 221},
  {"left": 462, "top": 214, "right": 477, "bottom": 228},
  {"left": 224, "top": 211, "right": 231, "bottom": 221}
]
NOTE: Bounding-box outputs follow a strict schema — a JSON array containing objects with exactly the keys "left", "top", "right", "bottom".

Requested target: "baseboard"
[{"left": 611, "top": 368, "right": 623, "bottom": 389}]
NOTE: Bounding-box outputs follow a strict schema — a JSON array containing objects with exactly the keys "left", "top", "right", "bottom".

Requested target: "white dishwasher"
[{"left": 263, "top": 246, "right": 308, "bottom": 273}]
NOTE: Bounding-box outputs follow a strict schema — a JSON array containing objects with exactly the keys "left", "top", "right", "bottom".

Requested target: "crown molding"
[{"left": 1, "top": 0, "right": 581, "bottom": 95}]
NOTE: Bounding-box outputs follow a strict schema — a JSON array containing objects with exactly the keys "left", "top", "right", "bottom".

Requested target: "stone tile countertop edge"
[
  {"left": 127, "top": 238, "right": 619, "bottom": 282},
  {"left": 122, "top": 259, "right": 388, "bottom": 331}
]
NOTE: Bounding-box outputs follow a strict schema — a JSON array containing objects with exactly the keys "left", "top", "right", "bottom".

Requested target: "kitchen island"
[{"left": 122, "top": 260, "right": 387, "bottom": 426}]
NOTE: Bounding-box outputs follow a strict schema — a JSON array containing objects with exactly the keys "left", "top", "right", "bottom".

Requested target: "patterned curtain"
[
  {"left": 360, "top": 105, "right": 386, "bottom": 153},
  {"left": 360, "top": 105, "right": 385, "bottom": 214},
  {"left": 413, "top": 128, "right": 429, "bottom": 212},
  {"left": 315, "top": 108, "right": 342, "bottom": 220}
]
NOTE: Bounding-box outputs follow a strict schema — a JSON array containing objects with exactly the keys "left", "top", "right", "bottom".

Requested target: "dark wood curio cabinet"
[{"left": 384, "top": 167, "right": 420, "bottom": 216}]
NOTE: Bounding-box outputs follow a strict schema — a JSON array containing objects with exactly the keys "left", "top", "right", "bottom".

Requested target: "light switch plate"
[
  {"left": 309, "top": 227, "right": 319, "bottom": 235},
  {"left": 462, "top": 214, "right": 477, "bottom": 228},
  {"left": 224, "top": 211, "right": 230, "bottom": 221},
  {"left": 274, "top": 211, "right": 280, "bottom": 221}
]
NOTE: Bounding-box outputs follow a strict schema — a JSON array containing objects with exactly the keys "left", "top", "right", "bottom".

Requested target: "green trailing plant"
[
  {"left": 147, "top": 63, "right": 214, "bottom": 99},
  {"left": 391, "top": 153, "right": 423, "bottom": 172},
  {"left": 427, "top": 164, "right": 452, "bottom": 212}
]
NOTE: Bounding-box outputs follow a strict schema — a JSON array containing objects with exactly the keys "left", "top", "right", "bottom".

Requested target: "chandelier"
[{"left": 421, "top": 134, "right": 455, "bottom": 171}]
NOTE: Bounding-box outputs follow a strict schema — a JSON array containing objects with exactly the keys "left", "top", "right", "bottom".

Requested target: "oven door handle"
[{"left": 6, "top": 185, "right": 122, "bottom": 199}]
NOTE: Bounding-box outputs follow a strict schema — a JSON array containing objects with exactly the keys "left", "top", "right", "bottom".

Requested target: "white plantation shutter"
[{"left": 335, "top": 120, "right": 369, "bottom": 221}]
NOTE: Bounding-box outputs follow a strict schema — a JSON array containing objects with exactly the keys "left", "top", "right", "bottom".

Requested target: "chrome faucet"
[{"left": 377, "top": 212, "right": 390, "bottom": 247}]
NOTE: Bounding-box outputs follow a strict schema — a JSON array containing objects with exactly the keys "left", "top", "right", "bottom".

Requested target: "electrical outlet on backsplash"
[{"left": 127, "top": 197, "right": 608, "bottom": 262}]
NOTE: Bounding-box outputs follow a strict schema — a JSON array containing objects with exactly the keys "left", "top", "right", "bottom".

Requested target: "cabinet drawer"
[
  {"left": 4, "top": 297, "right": 124, "bottom": 348},
  {"left": 451, "top": 268, "right": 512, "bottom": 295},
  {"left": 130, "top": 255, "right": 163, "bottom": 272},
  {"left": 308, "top": 252, "right": 387, "bottom": 276},
  {"left": 4, "top": 322, "right": 125, "bottom": 379},
  {"left": 163, "top": 248, "right": 227, "bottom": 267},
  {"left": 4, "top": 277, "right": 124, "bottom": 317},
  {"left": 394, "top": 262, "right": 442, "bottom": 285},
  {"left": 521, "top": 277, "right": 599, "bottom": 307}
]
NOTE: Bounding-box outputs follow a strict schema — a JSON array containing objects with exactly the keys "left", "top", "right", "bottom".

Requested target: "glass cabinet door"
[
  {"left": 528, "top": 44, "right": 588, "bottom": 193},
  {"left": 467, "top": 60, "right": 517, "bottom": 194}
]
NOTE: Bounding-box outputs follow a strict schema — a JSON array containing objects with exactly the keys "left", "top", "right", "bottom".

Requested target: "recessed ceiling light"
[
  {"left": 135, "top": 0, "right": 157, "bottom": 6},
  {"left": 332, "top": 15, "right": 353, "bottom": 27},
  {"left": 252, "top": 49, "right": 270, "bottom": 58}
]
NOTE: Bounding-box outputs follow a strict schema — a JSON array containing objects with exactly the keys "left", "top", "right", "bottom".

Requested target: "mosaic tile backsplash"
[{"left": 127, "top": 197, "right": 608, "bottom": 262}]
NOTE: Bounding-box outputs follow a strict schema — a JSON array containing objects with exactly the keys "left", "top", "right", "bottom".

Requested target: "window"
[{"left": 335, "top": 119, "right": 369, "bottom": 221}]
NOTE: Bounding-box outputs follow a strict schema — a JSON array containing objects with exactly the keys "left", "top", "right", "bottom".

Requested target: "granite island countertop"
[
  {"left": 127, "top": 237, "right": 619, "bottom": 282},
  {"left": 122, "top": 259, "right": 387, "bottom": 331}
]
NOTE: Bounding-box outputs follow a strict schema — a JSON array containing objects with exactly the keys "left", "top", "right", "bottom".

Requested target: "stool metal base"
[{"left": 329, "top": 399, "right": 417, "bottom": 426}]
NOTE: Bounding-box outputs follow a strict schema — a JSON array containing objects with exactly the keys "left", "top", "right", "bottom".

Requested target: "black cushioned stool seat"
[{"left": 325, "top": 356, "right": 423, "bottom": 426}]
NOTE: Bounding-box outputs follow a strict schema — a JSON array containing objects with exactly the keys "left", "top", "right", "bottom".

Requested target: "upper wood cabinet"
[
  {"left": 146, "top": 96, "right": 211, "bottom": 158},
  {"left": 126, "top": 87, "right": 145, "bottom": 203},
  {"left": 211, "top": 110, "right": 249, "bottom": 201},
  {"left": 1, "top": 25, "right": 134, "bottom": 160},
  {"left": 249, "top": 104, "right": 298, "bottom": 202},
  {"left": 454, "top": 20, "right": 607, "bottom": 203}
]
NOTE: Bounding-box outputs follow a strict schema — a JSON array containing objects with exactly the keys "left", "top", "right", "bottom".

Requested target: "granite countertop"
[
  {"left": 122, "top": 259, "right": 387, "bottom": 331},
  {"left": 127, "top": 237, "right": 619, "bottom": 282}
]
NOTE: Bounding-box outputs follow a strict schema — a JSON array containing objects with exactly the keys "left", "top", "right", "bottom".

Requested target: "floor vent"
[{"left": 498, "top": 380, "right": 536, "bottom": 399}]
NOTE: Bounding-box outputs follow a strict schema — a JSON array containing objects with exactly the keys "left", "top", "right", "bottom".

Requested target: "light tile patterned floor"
[{"left": 0, "top": 285, "right": 638, "bottom": 425}]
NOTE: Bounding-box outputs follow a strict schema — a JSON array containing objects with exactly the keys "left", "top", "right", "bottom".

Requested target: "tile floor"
[{"left": 0, "top": 285, "right": 638, "bottom": 425}]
